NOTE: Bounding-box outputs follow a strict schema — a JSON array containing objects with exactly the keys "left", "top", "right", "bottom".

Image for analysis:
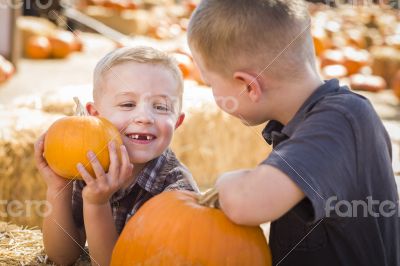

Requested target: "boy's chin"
[
  {"left": 239, "top": 116, "right": 265, "bottom": 127},
  {"left": 129, "top": 152, "right": 162, "bottom": 165},
  {"left": 129, "top": 157, "right": 154, "bottom": 165}
]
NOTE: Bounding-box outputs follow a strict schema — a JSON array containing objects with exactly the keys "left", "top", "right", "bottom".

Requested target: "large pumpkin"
[
  {"left": 44, "top": 98, "right": 122, "bottom": 179},
  {"left": 111, "top": 189, "right": 272, "bottom": 266}
]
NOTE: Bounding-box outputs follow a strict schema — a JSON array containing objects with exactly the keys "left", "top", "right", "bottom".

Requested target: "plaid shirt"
[{"left": 71, "top": 148, "right": 199, "bottom": 234}]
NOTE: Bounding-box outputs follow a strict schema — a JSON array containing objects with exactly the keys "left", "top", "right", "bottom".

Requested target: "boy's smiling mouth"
[{"left": 125, "top": 133, "right": 157, "bottom": 144}]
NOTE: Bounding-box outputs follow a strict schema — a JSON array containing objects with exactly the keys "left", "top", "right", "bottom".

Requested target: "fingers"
[
  {"left": 34, "top": 133, "right": 47, "bottom": 169},
  {"left": 108, "top": 141, "right": 120, "bottom": 183},
  {"left": 80, "top": 145, "right": 133, "bottom": 192},
  {"left": 119, "top": 145, "right": 134, "bottom": 188},
  {"left": 77, "top": 163, "right": 96, "bottom": 186},
  {"left": 86, "top": 150, "right": 108, "bottom": 183}
]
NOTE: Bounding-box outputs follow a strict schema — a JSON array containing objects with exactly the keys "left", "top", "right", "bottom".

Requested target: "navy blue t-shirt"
[{"left": 262, "top": 79, "right": 400, "bottom": 266}]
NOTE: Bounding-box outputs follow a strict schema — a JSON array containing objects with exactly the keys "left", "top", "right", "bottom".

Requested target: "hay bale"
[
  {"left": 0, "top": 222, "right": 46, "bottom": 265},
  {"left": 12, "top": 84, "right": 93, "bottom": 116},
  {"left": 0, "top": 221, "right": 90, "bottom": 265},
  {"left": 0, "top": 108, "right": 62, "bottom": 228}
]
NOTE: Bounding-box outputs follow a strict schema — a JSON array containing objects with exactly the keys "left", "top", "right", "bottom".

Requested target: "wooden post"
[{"left": 0, "top": 3, "right": 19, "bottom": 67}]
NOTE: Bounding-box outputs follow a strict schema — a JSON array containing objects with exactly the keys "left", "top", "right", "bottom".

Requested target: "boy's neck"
[{"left": 274, "top": 75, "right": 324, "bottom": 126}]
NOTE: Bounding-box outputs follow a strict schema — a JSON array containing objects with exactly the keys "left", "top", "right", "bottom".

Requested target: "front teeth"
[{"left": 128, "top": 134, "right": 154, "bottom": 140}]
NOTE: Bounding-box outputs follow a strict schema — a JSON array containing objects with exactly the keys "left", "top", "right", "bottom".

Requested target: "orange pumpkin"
[
  {"left": 342, "top": 47, "right": 370, "bottom": 75},
  {"left": 102, "top": 0, "right": 128, "bottom": 11},
  {"left": 25, "top": 36, "right": 52, "bottom": 59},
  {"left": 349, "top": 74, "right": 386, "bottom": 92},
  {"left": 2, "top": 60, "right": 15, "bottom": 79},
  {"left": 345, "top": 28, "right": 367, "bottom": 49},
  {"left": 321, "top": 64, "right": 348, "bottom": 80},
  {"left": 44, "top": 98, "right": 122, "bottom": 179},
  {"left": 0, "top": 64, "right": 7, "bottom": 84},
  {"left": 172, "top": 52, "right": 194, "bottom": 79},
  {"left": 49, "top": 31, "right": 75, "bottom": 59},
  {"left": 111, "top": 189, "right": 272, "bottom": 266},
  {"left": 0, "top": 56, "right": 15, "bottom": 84},
  {"left": 392, "top": 70, "right": 400, "bottom": 100},
  {"left": 312, "top": 27, "right": 330, "bottom": 56},
  {"left": 185, "top": 0, "right": 198, "bottom": 13},
  {"left": 320, "top": 49, "right": 345, "bottom": 68}
]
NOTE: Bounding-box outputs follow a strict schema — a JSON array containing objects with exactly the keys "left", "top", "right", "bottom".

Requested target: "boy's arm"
[
  {"left": 77, "top": 142, "right": 134, "bottom": 266},
  {"left": 43, "top": 188, "right": 87, "bottom": 265},
  {"left": 35, "top": 134, "right": 86, "bottom": 265},
  {"left": 216, "top": 165, "right": 305, "bottom": 226},
  {"left": 83, "top": 202, "right": 119, "bottom": 266}
]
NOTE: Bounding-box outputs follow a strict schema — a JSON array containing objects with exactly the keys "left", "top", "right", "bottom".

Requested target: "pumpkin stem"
[
  {"left": 73, "top": 97, "right": 88, "bottom": 116},
  {"left": 198, "top": 187, "right": 220, "bottom": 209}
]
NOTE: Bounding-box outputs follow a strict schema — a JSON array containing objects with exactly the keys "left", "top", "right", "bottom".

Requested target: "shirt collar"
[
  {"left": 135, "top": 149, "right": 169, "bottom": 195},
  {"left": 262, "top": 79, "right": 343, "bottom": 143},
  {"left": 111, "top": 148, "right": 170, "bottom": 201}
]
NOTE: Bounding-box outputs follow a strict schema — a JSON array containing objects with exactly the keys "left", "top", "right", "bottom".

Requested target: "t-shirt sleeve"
[
  {"left": 261, "top": 109, "right": 357, "bottom": 222},
  {"left": 71, "top": 180, "right": 85, "bottom": 228}
]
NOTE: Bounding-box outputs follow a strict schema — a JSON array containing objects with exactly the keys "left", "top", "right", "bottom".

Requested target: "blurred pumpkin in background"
[
  {"left": 48, "top": 30, "right": 76, "bottom": 59},
  {"left": 320, "top": 49, "right": 345, "bottom": 68},
  {"left": 171, "top": 52, "right": 194, "bottom": 79},
  {"left": 25, "top": 36, "right": 52, "bottom": 59},
  {"left": 312, "top": 27, "right": 331, "bottom": 56},
  {"left": 349, "top": 74, "right": 386, "bottom": 92},
  {"left": 392, "top": 70, "right": 400, "bottom": 100},
  {"left": 0, "top": 56, "right": 15, "bottom": 84},
  {"left": 342, "top": 47, "right": 370, "bottom": 75}
]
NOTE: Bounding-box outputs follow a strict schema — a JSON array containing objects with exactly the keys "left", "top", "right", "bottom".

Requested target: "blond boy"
[
  {"left": 35, "top": 46, "right": 199, "bottom": 266},
  {"left": 188, "top": 0, "right": 400, "bottom": 265}
]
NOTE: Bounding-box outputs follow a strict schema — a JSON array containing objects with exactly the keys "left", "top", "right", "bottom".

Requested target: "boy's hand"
[
  {"left": 77, "top": 141, "right": 134, "bottom": 205},
  {"left": 34, "top": 133, "right": 73, "bottom": 194}
]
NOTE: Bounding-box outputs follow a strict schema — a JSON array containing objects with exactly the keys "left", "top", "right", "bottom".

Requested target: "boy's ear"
[
  {"left": 233, "top": 71, "right": 262, "bottom": 103},
  {"left": 86, "top": 102, "right": 99, "bottom": 116},
  {"left": 175, "top": 113, "right": 185, "bottom": 129}
]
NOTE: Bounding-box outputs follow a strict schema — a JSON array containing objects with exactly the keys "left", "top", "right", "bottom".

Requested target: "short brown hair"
[
  {"left": 188, "top": 0, "right": 316, "bottom": 79},
  {"left": 93, "top": 46, "right": 183, "bottom": 112}
]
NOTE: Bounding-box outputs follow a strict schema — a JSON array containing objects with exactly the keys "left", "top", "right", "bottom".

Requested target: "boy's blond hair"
[
  {"left": 188, "top": 0, "right": 316, "bottom": 80},
  {"left": 93, "top": 46, "right": 184, "bottom": 112}
]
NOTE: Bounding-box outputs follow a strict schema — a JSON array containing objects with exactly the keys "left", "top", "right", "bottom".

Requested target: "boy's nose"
[{"left": 133, "top": 109, "right": 155, "bottom": 125}]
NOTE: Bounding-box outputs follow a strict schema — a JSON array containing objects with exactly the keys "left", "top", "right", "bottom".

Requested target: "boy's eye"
[
  {"left": 119, "top": 102, "right": 136, "bottom": 108},
  {"left": 153, "top": 103, "right": 170, "bottom": 112}
]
